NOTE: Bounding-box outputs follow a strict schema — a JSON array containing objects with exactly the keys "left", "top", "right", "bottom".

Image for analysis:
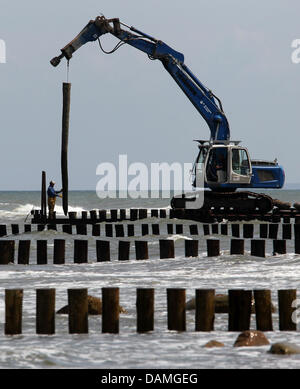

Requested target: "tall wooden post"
[
  {"left": 41, "top": 171, "right": 47, "bottom": 219},
  {"left": 61, "top": 82, "right": 71, "bottom": 216}
]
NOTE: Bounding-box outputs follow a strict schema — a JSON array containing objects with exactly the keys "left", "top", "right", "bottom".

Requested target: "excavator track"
[{"left": 171, "top": 191, "right": 281, "bottom": 214}]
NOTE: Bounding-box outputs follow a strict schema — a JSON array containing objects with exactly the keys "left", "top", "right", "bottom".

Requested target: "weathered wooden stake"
[
  {"left": 118, "top": 241, "right": 130, "bottom": 261},
  {"left": 167, "top": 224, "right": 173, "bottom": 234},
  {"left": 102, "top": 288, "right": 119, "bottom": 333},
  {"left": 68, "top": 211, "right": 77, "bottom": 220},
  {"left": 142, "top": 224, "right": 149, "bottom": 236},
  {"left": 110, "top": 209, "right": 118, "bottom": 222},
  {"left": 253, "top": 289, "right": 273, "bottom": 331},
  {"left": 53, "top": 239, "right": 65, "bottom": 264},
  {"left": 135, "top": 241, "right": 149, "bottom": 260},
  {"left": 251, "top": 239, "right": 265, "bottom": 258},
  {"left": 278, "top": 289, "right": 297, "bottom": 331},
  {"left": 189, "top": 225, "right": 198, "bottom": 235},
  {"left": 159, "top": 240, "right": 175, "bottom": 259},
  {"left": 24, "top": 224, "right": 31, "bottom": 233},
  {"left": 36, "top": 240, "right": 47, "bottom": 265},
  {"left": 295, "top": 240, "right": 300, "bottom": 255},
  {"left": 61, "top": 82, "right": 71, "bottom": 216},
  {"left": 92, "top": 224, "right": 100, "bottom": 237},
  {"left": 17, "top": 240, "right": 30, "bottom": 265},
  {"left": 115, "top": 224, "right": 124, "bottom": 237},
  {"left": 99, "top": 210, "right": 106, "bottom": 222},
  {"left": 167, "top": 288, "right": 186, "bottom": 331},
  {"left": 152, "top": 224, "right": 160, "bottom": 235},
  {"left": 273, "top": 239, "right": 286, "bottom": 255},
  {"left": 74, "top": 240, "right": 88, "bottom": 263},
  {"left": 11, "top": 224, "right": 19, "bottom": 235},
  {"left": 105, "top": 224, "right": 113, "bottom": 237},
  {"left": 185, "top": 240, "right": 198, "bottom": 257},
  {"left": 282, "top": 224, "right": 292, "bottom": 240},
  {"left": 195, "top": 289, "right": 215, "bottom": 331},
  {"left": 62, "top": 224, "right": 72, "bottom": 234},
  {"left": 159, "top": 209, "right": 166, "bottom": 218},
  {"left": 268, "top": 223, "right": 279, "bottom": 239},
  {"left": 138, "top": 209, "right": 148, "bottom": 220},
  {"left": 259, "top": 224, "right": 268, "bottom": 239},
  {"left": 203, "top": 224, "right": 210, "bottom": 236},
  {"left": 176, "top": 224, "right": 183, "bottom": 234},
  {"left": 207, "top": 239, "right": 220, "bottom": 257},
  {"left": 151, "top": 209, "right": 159, "bottom": 218},
  {"left": 5, "top": 289, "right": 23, "bottom": 335},
  {"left": 36, "top": 289, "right": 55, "bottom": 334},
  {"left": 120, "top": 209, "right": 126, "bottom": 220},
  {"left": 127, "top": 224, "right": 134, "bottom": 237},
  {"left": 243, "top": 224, "right": 254, "bottom": 238},
  {"left": 211, "top": 224, "right": 218, "bottom": 234},
  {"left": 76, "top": 224, "right": 87, "bottom": 235},
  {"left": 231, "top": 224, "right": 240, "bottom": 238},
  {"left": 68, "top": 288, "right": 88, "bottom": 334},
  {"left": 136, "top": 288, "right": 154, "bottom": 332},
  {"left": 90, "top": 210, "right": 97, "bottom": 220},
  {"left": 96, "top": 240, "right": 110, "bottom": 262},
  {"left": 130, "top": 209, "right": 138, "bottom": 221},
  {"left": 230, "top": 239, "right": 244, "bottom": 255},
  {"left": 41, "top": 170, "right": 47, "bottom": 219},
  {"left": 220, "top": 224, "right": 228, "bottom": 235},
  {"left": 294, "top": 224, "right": 300, "bottom": 240},
  {"left": 228, "top": 289, "right": 252, "bottom": 331},
  {"left": 0, "top": 225, "right": 7, "bottom": 237}
]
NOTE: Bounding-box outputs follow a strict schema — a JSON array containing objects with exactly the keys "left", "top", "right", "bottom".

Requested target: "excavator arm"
[{"left": 51, "top": 15, "right": 230, "bottom": 141}]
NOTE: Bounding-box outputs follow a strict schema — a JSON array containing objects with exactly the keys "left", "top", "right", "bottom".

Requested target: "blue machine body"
[{"left": 50, "top": 16, "right": 285, "bottom": 191}]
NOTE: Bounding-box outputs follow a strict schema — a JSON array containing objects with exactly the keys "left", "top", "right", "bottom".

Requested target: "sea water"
[{"left": 0, "top": 190, "right": 300, "bottom": 369}]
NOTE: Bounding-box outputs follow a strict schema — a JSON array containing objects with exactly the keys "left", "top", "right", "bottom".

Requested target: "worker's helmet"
[{"left": 50, "top": 180, "right": 55, "bottom": 185}]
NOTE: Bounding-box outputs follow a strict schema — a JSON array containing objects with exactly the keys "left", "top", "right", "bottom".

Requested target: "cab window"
[{"left": 232, "top": 149, "right": 250, "bottom": 176}]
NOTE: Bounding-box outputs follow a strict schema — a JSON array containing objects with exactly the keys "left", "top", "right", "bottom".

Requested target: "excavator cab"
[
  {"left": 205, "top": 143, "right": 252, "bottom": 189},
  {"left": 193, "top": 141, "right": 252, "bottom": 190}
]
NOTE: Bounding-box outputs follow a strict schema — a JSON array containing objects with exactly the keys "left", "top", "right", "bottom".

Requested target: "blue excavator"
[{"left": 51, "top": 15, "right": 286, "bottom": 213}]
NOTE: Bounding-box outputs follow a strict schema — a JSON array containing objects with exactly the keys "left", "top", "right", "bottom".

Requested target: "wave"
[{"left": 0, "top": 203, "right": 87, "bottom": 221}]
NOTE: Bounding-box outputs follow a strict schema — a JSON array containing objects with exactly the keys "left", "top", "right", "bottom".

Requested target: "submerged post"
[
  {"left": 5, "top": 289, "right": 23, "bottom": 335},
  {"left": 136, "top": 288, "right": 154, "bottom": 332},
  {"left": 36, "top": 289, "right": 56, "bottom": 334}
]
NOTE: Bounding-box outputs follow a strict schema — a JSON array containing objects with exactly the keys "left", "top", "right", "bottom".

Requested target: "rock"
[
  {"left": 56, "top": 295, "right": 127, "bottom": 315},
  {"left": 186, "top": 294, "right": 276, "bottom": 313},
  {"left": 269, "top": 342, "right": 300, "bottom": 355},
  {"left": 203, "top": 340, "right": 224, "bottom": 348},
  {"left": 294, "top": 203, "right": 300, "bottom": 211},
  {"left": 272, "top": 199, "right": 291, "bottom": 210},
  {"left": 233, "top": 330, "right": 270, "bottom": 347}
]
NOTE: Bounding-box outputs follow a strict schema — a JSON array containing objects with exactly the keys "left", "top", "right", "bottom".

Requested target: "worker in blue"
[{"left": 47, "top": 180, "right": 62, "bottom": 218}]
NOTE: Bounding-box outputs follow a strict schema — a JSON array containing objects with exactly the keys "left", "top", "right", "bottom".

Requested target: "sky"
[{"left": 0, "top": 0, "right": 299, "bottom": 190}]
